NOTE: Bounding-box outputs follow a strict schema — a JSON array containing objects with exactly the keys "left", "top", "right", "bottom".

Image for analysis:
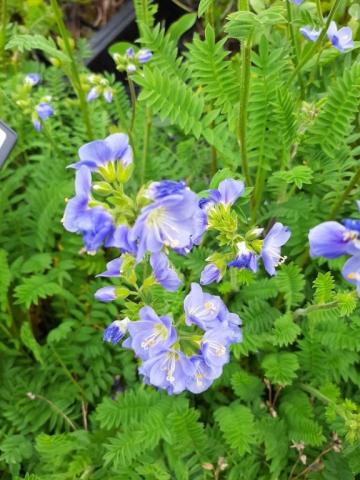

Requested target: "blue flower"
[
  {"left": 95, "top": 286, "right": 117, "bottom": 302},
  {"left": 126, "top": 47, "right": 135, "bottom": 58},
  {"left": 25, "top": 73, "right": 41, "bottom": 86},
  {"left": 127, "top": 306, "right": 177, "bottom": 360},
  {"left": 106, "top": 224, "right": 137, "bottom": 255},
  {"left": 69, "top": 133, "right": 133, "bottom": 171},
  {"left": 103, "top": 88, "right": 113, "bottom": 103},
  {"left": 137, "top": 48, "right": 153, "bottom": 64},
  {"left": 342, "top": 255, "right": 360, "bottom": 296},
  {"left": 300, "top": 26, "right": 321, "bottom": 42},
  {"left": 342, "top": 219, "right": 360, "bottom": 233},
  {"left": 200, "top": 264, "right": 222, "bottom": 285},
  {"left": 139, "top": 349, "right": 192, "bottom": 394},
  {"left": 186, "top": 355, "right": 222, "bottom": 394},
  {"left": 87, "top": 87, "right": 99, "bottom": 102},
  {"left": 309, "top": 221, "right": 360, "bottom": 259},
  {"left": 217, "top": 305, "right": 243, "bottom": 344},
  {"left": 130, "top": 182, "right": 204, "bottom": 260},
  {"left": 146, "top": 180, "right": 186, "bottom": 200},
  {"left": 228, "top": 241, "right": 258, "bottom": 272},
  {"left": 201, "top": 329, "right": 230, "bottom": 368},
  {"left": 36, "top": 102, "right": 54, "bottom": 120},
  {"left": 291, "top": 0, "right": 303, "bottom": 4},
  {"left": 62, "top": 166, "right": 91, "bottom": 231},
  {"left": 33, "top": 101, "right": 54, "bottom": 131},
  {"left": 62, "top": 167, "right": 115, "bottom": 253},
  {"left": 96, "top": 257, "right": 123, "bottom": 278},
  {"left": 201, "top": 178, "right": 245, "bottom": 210},
  {"left": 150, "top": 252, "right": 182, "bottom": 292},
  {"left": 184, "top": 283, "right": 223, "bottom": 330},
  {"left": 103, "top": 318, "right": 129, "bottom": 344},
  {"left": 327, "top": 21, "right": 354, "bottom": 52},
  {"left": 261, "top": 222, "right": 291, "bottom": 276}
]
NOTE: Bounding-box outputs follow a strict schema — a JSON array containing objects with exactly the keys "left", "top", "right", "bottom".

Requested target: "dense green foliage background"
[{"left": 1, "top": 0, "right": 360, "bottom": 478}]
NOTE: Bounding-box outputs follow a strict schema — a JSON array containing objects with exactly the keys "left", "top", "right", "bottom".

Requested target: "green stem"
[
  {"left": 287, "top": 0, "right": 341, "bottom": 85},
  {"left": 299, "top": 383, "right": 344, "bottom": 417},
  {"left": 293, "top": 301, "right": 338, "bottom": 319},
  {"left": 49, "top": 345, "right": 86, "bottom": 399},
  {"left": 128, "top": 76, "right": 137, "bottom": 133},
  {"left": 238, "top": 24, "right": 252, "bottom": 188},
  {"left": 50, "top": 0, "right": 93, "bottom": 140},
  {"left": 329, "top": 167, "right": 360, "bottom": 219},
  {"left": 28, "top": 392, "right": 77, "bottom": 430},
  {"left": 170, "top": 0, "right": 193, "bottom": 12},
  {"left": 114, "top": 90, "right": 135, "bottom": 153},
  {"left": 141, "top": 107, "right": 151, "bottom": 184},
  {"left": 42, "top": 123, "right": 61, "bottom": 156},
  {"left": 286, "top": 0, "right": 305, "bottom": 96},
  {"left": 0, "top": 0, "right": 6, "bottom": 71},
  {"left": 211, "top": 144, "right": 218, "bottom": 175},
  {"left": 316, "top": 0, "right": 324, "bottom": 24}
]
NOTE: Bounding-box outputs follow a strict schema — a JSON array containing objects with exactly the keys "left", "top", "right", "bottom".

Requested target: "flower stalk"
[
  {"left": 50, "top": 0, "right": 94, "bottom": 140},
  {"left": 237, "top": 1, "right": 252, "bottom": 190},
  {"left": 287, "top": 0, "right": 342, "bottom": 85}
]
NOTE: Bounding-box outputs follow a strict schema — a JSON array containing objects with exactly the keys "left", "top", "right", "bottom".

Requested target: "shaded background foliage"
[{"left": 0, "top": 0, "right": 360, "bottom": 478}]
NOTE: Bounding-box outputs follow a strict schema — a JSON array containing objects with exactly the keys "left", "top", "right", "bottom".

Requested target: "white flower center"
[{"left": 141, "top": 323, "right": 168, "bottom": 349}]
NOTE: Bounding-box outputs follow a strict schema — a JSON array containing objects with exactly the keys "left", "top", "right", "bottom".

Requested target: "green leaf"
[
  {"left": 262, "top": 352, "right": 299, "bottom": 386},
  {"left": 336, "top": 291, "right": 357, "bottom": 317},
  {"left": 109, "top": 42, "right": 135, "bottom": 56},
  {"left": 6, "top": 34, "right": 68, "bottom": 62},
  {"left": 134, "top": 66, "right": 204, "bottom": 137},
  {"left": 168, "top": 13, "right": 197, "bottom": 41},
  {"left": 20, "top": 323, "right": 43, "bottom": 364},
  {"left": 21, "top": 253, "right": 53, "bottom": 274},
  {"left": 0, "top": 434, "right": 33, "bottom": 465},
  {"left": 313, "top": 272, "right": 335, "bottom": 304},
  {"left": 215, "top": 404, "right": 257, "bottom": 456},
  {"left": 225, "top": 11, "right": 260, "bottom": 40},
  {"left": 231, "top": 370, "right": 264, "bottom": 402},
  {"left": 272, "top": 313, "right": 301, "bottom": 347},
  {"left": 0, "top": 249, "right": 11, "bottom": 311},
  {"left": 14, "top": 275, "right": 65, "bottom": 308},
  {"left": 268, "top": 166, "right": 313, "bottom": 190},
  {"left": 198, "top": 0, "right": 214, "bottom": 17},
  {"left": 275, "top": 263, "right": 305, "bottom": 309}
]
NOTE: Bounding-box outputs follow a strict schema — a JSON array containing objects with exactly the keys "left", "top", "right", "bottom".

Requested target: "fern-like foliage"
[{"left": 134, "top": 66, "right": 204, "bottom": 137}]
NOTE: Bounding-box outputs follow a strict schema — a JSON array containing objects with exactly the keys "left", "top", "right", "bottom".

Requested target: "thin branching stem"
[
  {"left": 128, "top": 76, "right": 137, "bottom": 133},
  {"left": 50, "top": 0, "right": 93, "bottom": 140},
  {"left": 316, "top": 0, "right": 324, "bottom": 24},
  {"left": 170, "top": 0, "right": 193, "bottom": 12},
  {"left": 141, "top": 107, "right": 151, "bottom": 184},
  {"left": 50, "top": 344, "right": 86, "bottom": 400},
  {"left": 329, "top": 167, "right": 360, "bottom": 219},
  {"left": 293, "top": 301, "right": 338, "bottom": 319},
  {"left": 27, "top": 392, "right": 77, "bottom": 431},
  {"left": 287, "top": 0, "right": 341, "bottom": 85},
  {"left": 238, "top": 16, "right": 252, "bottom": 189},
  {"left": 286, "top": 0, "right": 305, "bottom": 97},
  {"left": 0, "top": 0, "right": 6, "bottom": 71}
]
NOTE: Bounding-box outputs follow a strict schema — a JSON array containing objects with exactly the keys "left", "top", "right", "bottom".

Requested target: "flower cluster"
[
  {"left": 85, "top": 74, "right": 113, "bottom": 103},
  {"left": 16, "top": 73, "right": 54, "bottom": 131},
  {"left": 112, "top": 47, "right": 152, "bottom": 74},
  {"left": 300, "top": 21, "right": 354, "bottom": 52},
  {"left": 63, "top": 133, "right": 292, "bottom": 394},
  {"left": 103, "top": 283, "right": 242, "bottom": 394},
  {"left": 32, "top": 96, "right": 54, "bottom": 131},
  {"left": 309, "top": 202, "right": 360, "bottom": 296}
]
